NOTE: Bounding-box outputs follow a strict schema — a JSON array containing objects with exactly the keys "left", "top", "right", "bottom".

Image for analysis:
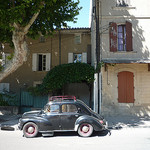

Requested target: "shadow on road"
[
  {"left": 41, "top": 130, "right": 111, "bottom": 138},
  {"left": 105, "top": 115, "right": 150, "bottom": 128}
]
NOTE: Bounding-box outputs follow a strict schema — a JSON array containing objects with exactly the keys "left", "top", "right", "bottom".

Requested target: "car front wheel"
[
  {"left": 78, "top": 123, "right": 93, "bottom": 137},
  {"left": 23, "top": 122, "right": 38, "bottom": 138}
]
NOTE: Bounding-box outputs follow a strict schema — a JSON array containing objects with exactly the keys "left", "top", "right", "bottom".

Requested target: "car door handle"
[{"left": 75, "top": 115, "right": 79, "bottom": 117}]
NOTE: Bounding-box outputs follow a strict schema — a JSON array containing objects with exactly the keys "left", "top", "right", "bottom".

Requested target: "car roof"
[
  {"left": 49, "top": 96, "right": 76, "bottom": 101},
  {"left": 47, "top": 95, "right": 90, "bottom": 109}
]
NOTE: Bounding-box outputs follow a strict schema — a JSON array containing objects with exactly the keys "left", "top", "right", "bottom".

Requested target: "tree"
[
  {"left": 0, "top": 0, "right": 81, "bottom": 81},
  {"left": 28, "top": 63, "right": 95, "bottom": 95}
]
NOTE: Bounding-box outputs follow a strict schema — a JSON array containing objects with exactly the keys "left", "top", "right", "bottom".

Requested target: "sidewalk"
[
  {"left": 105, "top": 115, "right": 150, "bottom": 129},
  {"left": 0, "top": 114, "right": 150, "bottom": 131}
]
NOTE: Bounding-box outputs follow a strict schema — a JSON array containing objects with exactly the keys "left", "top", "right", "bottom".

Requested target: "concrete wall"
[
  {"left": 0, "top": 106, "right": 19, "bottom": 115},
  {"left": 102, "top": 64, "right": 150, "bottom": 116},
  {"left": 100, "top": 0, "right": 150, "bottom": 60},
  {"left": 90, "top": 0, "right": 150, "bottom": 116}
]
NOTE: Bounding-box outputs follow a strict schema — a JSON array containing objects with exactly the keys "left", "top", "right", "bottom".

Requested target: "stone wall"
[{"left": 0, "top": 106, "right": 19, "bottom": 115}]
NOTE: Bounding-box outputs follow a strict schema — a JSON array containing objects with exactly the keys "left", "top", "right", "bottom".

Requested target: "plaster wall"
[{"left": 102, "top": 64, "right": 150, "bottom": 116}]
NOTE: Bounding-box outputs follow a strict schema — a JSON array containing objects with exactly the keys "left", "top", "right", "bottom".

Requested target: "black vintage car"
[{"left": 18, "top": 96, "right": 107, "bottom": 138}]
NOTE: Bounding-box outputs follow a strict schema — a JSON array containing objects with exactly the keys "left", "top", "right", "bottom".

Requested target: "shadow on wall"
[
  {"left": 102, "top": 103, "right": 150, "bottom": 116},
  {"left": 100, "top": 1, "right": 150, "bottom": 118},
  {"left": 101, "top": 0, "right": 150, "bottom": 60}
]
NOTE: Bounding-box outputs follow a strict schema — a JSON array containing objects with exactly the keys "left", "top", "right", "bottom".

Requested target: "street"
[{"left": 0, "top": 128, "right": 150, "bottom": 150}]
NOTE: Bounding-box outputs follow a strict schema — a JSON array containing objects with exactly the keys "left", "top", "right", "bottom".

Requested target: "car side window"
[
  {"left": 62, "top": 104, "right": 78, "bottom": 113},
  {"left": 44, "top": 104, "right": 59, "bottom": 113}
]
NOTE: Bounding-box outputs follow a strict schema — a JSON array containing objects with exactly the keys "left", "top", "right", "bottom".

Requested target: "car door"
[
  {"left": 41, "top": 104, "right": 60, "bottom": 131},
  {"left": 60, "top": 104, "right": 80, "bottom": 130}
]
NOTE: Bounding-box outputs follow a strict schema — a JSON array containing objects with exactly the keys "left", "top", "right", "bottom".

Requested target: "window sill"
[
  {"left": 112, "top": 6, "right": 136, "bottom": 10},
  {"left": 111, "top": 51, "right": 137, "bottom": 53}
]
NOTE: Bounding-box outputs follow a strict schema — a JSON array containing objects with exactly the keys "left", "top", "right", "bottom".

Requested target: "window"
[
  {"left": 33, "top": 81, "right": 42, "bottom": 87},
  {"left": 38, "top": 54, "right": 46, "bottom": 71},
  {"left": 40, "top": 36, "right": 45, "bottom": 43},
  {"left": 32, "top": 53, "right": 51, "bottom": 71},
  {"left": 44, "top": 104, "right": 59, "bottom": 113},
  {"left": 1, "top": 53, "right": 12, "bottom": 68},
  {"left": 68, "top": 52, "right": 87, "bottom": 63},
  {"left": 62, "top": 104, "right": 78, "bottom": 113},
  {"left": 73, "top": 54, "right": 82, "bottom": 63},
  {"left": 109, "top": 21, "right": 132, "bottom": 52},
  {"left": 116, "top": 0, "right": 130, "bottom": 7},
  {"left": 74, "top": 34, "right": 81, "bottom": 44},
  {"left": 0, "top": 83, "right": 9, "bottom": 93},
  {"left": 118, "top": 25, "right": 126, "bottom": 51}
]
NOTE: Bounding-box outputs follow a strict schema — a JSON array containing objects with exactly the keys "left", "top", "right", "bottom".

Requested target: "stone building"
[{"left": 91, "top": 0, "right": 150, "bottom": 116}]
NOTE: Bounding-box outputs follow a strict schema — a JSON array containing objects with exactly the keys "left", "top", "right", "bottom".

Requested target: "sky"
[{"left": 67, "top": 0, "right": 91, "bottom": 28}]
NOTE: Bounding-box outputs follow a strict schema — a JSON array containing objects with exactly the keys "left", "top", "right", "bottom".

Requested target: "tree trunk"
[
  {"left": 0, "top": 11, "right": 40, "bottom": 82},
  {"left": 0, "top": 29, "right": 28, "bottom": 82}
]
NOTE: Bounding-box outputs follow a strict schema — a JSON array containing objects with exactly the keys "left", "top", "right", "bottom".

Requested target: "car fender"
[
  {"left": 74, "top": 115, "right": 104, "bottom": 131},
  {"left": 19, "top": 117, "right": 47, "bottom": 130}
]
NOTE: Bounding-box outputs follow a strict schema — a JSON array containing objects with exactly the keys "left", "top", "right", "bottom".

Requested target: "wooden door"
[{"left": 118, "top": 71, "right": 134, "bottom": 103}]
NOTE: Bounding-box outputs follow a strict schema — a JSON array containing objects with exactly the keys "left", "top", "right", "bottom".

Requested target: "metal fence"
[{"left": 1, "top": 91, "right": 48, "bottom": 113}]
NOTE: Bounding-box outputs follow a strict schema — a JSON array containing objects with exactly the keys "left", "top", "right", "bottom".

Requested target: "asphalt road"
[{"left": 0, "top": 128, "right": 150, "bottom": 150}]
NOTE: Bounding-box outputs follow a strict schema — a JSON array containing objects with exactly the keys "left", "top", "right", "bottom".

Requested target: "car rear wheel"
[
  {"left": 23, "top": 122, "right": 38, "bottom": 138},
  {"left": 78, "top": 123, "right": 93, "bottom": 137}
]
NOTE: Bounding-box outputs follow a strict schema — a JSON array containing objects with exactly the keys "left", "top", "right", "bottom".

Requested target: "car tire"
[
  {"left": 23, "top": 122, "right": 38, "bottom": 138},
  {"left": 78, "top": 123, "right": 93, "bottom": 137}
]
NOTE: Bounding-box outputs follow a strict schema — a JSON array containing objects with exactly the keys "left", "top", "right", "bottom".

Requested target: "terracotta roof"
[{"left": 60, "top": 27, "right": 90, "bottom": 30}]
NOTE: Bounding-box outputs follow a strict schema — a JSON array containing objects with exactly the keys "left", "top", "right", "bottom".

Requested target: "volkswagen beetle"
[{"left": 18, "top": 96, "right": 107, "bottom": 138}]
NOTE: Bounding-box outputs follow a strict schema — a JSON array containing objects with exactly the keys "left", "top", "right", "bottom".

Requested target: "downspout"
[
  {"left": 59, "top": 30, "right": 61, "bottom": 65},
  {"left": 99, "top": 1, "right": 102, "bottom": 114},
  {"left": 95, "top": 0, "right": 101, "bottom": 114}
]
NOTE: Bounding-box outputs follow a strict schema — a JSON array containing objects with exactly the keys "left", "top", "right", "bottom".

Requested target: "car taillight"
[{"left": 99, "top": 120, "right": 104, "bottom": 124}]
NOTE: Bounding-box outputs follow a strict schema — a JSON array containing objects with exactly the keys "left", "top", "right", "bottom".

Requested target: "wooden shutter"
[
  {"left": 109, "top": 22, "right": 117, "bottom": 52},
  {"left": 82, "top": 52, "right": 87, "bottom": 63},
  {"left": 68, "top": 53, "right": 73, "bottom": 63},
  {"left": 126, "top": 21, "right": 133, "bottom": 51},
  {"left": 32, "top": 53, "right": 38, "bottom": 71},
  {"left": 46, "top": 53, "right": 51, "bottom": 71},
  {"left": 118, "top": 71, "right": 134, "bottom": 103}
]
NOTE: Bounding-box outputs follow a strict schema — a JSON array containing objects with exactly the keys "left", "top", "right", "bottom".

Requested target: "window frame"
[
  {"left": 117, "top": 24, "right": 126, "bottom": 51},
  {"left": 44, "top": 104, "right": 60, "bottom": 113},
  {"left": 109, "top": 21, "right": 132, "bottom": 52},
  {"left": 116, "top": 0, "right": 130, "bottom": 7},
  {"left": 32, "top": 53, "right": 51, "bottom": 72},
  {"left": 68, "top": 52, "right": 87, "bottom": 63},
  {"left": 74, "top": 34, "right": 81, "bottom": 44},
  {"left": 73, "top": 53, "right": 82, "bottom": 63},
  {"left": 38, "top": 54, "right": 46, "bottom": 71}
]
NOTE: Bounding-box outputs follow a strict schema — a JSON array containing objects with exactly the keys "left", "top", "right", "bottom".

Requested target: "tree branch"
[
  {"left": 13, "top": 22, "right": 19, "bottom": 29},
  {"left": 24, "top": 10, "right": 40, "bottom": 34}
]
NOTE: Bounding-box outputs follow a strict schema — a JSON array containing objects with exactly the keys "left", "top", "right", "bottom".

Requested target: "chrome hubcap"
[
  {"left": 27, "top": 127, "right": 34, "bottom": 134},
  {"left": 82, "top": 126, "right": 89, "bottom": 133}
]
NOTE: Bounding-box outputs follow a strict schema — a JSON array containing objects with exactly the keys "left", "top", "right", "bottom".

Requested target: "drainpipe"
[
  {"left": 95, "top": 0, "right": 102, "bottom": 114},
  {"left": 59, "top": 30, "right": 61, "bottom": 65}
]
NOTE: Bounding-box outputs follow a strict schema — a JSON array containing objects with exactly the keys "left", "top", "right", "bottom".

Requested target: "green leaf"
[{"left": 28, "top": 63, "right": 95, "bottom": 95}]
